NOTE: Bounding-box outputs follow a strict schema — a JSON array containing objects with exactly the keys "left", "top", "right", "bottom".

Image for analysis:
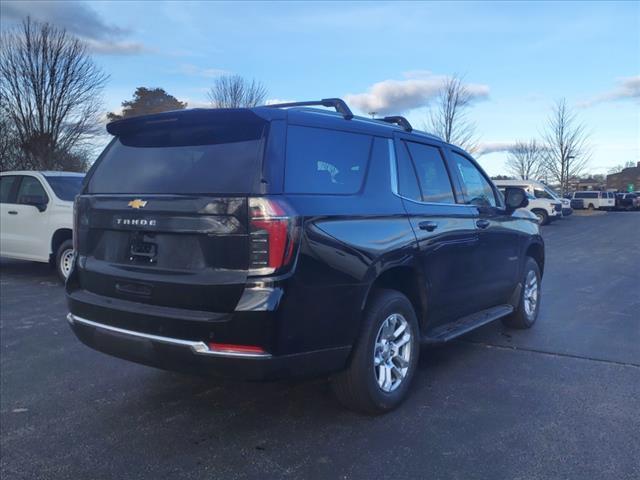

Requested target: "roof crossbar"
[
  {"left": 377, "top": 116, "right": 413, "bottom": 132},
  {"left": 266, "top": 98, "right": 354, "bottom": 120}
]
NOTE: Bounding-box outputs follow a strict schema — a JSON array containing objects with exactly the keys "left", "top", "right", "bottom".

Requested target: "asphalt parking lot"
[{"left": 1, "top": 212, "right": 639, "bottom": 480}]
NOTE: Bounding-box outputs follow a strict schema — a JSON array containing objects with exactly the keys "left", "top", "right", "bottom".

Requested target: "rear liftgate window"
[
  {"left": 284, "top": 125, "right": 372, "bottom": 194},
  {"left": 88, "top": 119, "right": 266, "bottom": 194}
]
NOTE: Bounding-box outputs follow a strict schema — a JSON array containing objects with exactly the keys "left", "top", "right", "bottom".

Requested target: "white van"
[
  {"left": 494, "top": 179, "right": 563, "bottom": 225},
  {"left": 571, "top": 191, "right": 615, "bottom": 210}
]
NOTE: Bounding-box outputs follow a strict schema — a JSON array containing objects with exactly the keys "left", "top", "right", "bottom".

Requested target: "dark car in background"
[
  {"left": 570, "top": 198, "right": 585, "bottom": 210},
  {"left": 615, "top": 192, "right": 640, "bottom": 210},
  {"left": 66, "top": 99, "right": 544, "bottom": 413}
]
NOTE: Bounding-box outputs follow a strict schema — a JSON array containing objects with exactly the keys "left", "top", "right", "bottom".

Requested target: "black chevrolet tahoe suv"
[{"left": 67, "top": 99, "right": 544, "bottom": 414}]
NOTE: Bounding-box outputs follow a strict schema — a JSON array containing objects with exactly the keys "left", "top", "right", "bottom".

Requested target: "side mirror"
[
  {"left": 504, "top": 187, "right": 529, "bottom": 212},
  {"left": 20, "top": 195, "right": 49, "bottom": 212}
]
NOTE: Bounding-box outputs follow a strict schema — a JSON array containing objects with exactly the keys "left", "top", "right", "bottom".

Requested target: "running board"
[{"left": 422, "top": 305, "right": 514, "bottom": 344}]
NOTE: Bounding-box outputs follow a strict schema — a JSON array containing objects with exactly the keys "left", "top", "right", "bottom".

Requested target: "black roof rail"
[
  {"left": 266, "top": 98, "right": 354, "bottom": 120},
  {"left": 377, "top": 116, "right": 413, "bottom": 132}
]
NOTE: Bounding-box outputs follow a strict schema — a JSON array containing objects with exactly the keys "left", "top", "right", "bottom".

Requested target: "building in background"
[
  {"left": 568, "top": 177, "right": 605, "bottom": 191},
  {"left": 606, "top": 162, "right": 640, "bottom": 192}
]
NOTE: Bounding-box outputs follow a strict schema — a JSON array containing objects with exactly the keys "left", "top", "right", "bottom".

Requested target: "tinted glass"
[
  {"left": 534, "top": 188, "right": 554, "bottom": 199},
  {"left": 575, "top": 192, "right": 597, "bottom": 199},
  {"left": 45, "top": 175, "right": 84, "bottom": 201},
  {"left": 451, "top": 152, "right": 496, "bottom": 207},
  {"left": 284, "top": 126, "right": 371, "bottom": 194},
  {"left": 88, "top": 122, "right": 265, "bottom": 194},
  {"left": 404, "top": 142, "right": 455, "bottom": 203},
  {"left": 17, "top": 176, "right": 47, "bottom": 203},
  {"left": 0, "top": 176, "right": 17, "bottom": 203},
  {"left": 545, "top": 187, "right": 560, "bottom": 198},
  {"left": 396, "top": 142, "right": 421, "bottom": 201}
]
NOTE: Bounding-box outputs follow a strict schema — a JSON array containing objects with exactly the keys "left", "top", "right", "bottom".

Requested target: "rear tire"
[
  {"left": 503, "top": 257, "right": 541, "bottom": 329},
  {"left": 331, "top": 289, "right": 420, "bottom": 414},
  {"left": 55, "top": 239, "right": 74, "bottom": 283},
  {"left": 587, "top": 203, "right": 595, "bottom": 210}
]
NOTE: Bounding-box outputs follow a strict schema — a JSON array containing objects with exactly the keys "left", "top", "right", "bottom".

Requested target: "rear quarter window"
[{"left": 284, "top": 126, "right": 372, "bottom": 194}]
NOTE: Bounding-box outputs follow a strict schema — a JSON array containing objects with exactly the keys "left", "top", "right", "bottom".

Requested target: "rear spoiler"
[{"left": 106, "top": 108, "right": 268, "bottom": 136}]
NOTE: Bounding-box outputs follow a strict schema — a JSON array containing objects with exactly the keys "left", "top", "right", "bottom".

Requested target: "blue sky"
[{"left": 2, "top": 1, "right": 639, "bottom": 176}]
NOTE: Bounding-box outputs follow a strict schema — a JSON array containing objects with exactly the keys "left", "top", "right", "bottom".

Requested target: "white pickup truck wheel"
[{"left": 56, "top": 239, "right": 74, "bottom": 282}]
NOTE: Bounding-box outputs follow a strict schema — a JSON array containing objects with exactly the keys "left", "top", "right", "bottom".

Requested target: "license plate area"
[{"left": 129, "top": 233, "right": 158, "bottom": 264}]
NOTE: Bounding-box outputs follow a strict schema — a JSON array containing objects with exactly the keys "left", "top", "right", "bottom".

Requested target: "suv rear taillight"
[{"left": 248, "top": 197, "right": 299, "bottom": 276}]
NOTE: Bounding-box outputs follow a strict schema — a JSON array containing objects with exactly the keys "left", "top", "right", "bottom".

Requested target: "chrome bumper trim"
[{"left": 67, "top": 313, "right": 271, "bottom": 359}]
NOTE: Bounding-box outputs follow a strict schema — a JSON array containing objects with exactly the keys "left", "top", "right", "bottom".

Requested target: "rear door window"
[
  {"left": 404, "top": 141, "right": 455, "bottom": 204},
  {"left": 0, "top": 176, "right": 18, "bottom": 203},
  {"left": 16, "top": 176, "right": 48, "bottom": 204},
  {"left": 284, "top": 126, "right": 372, "bottom": 194}
]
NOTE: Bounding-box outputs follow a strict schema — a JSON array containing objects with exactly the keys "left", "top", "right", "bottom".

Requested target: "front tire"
[
  {"left": 533, "top": 209, "right": 549, "bottom": 226},
  {"left": 503, "top": 257, "right": 541, "bottom": 329},
  {"left": 331, "top": 289, "right": 420, "bottom": 414},
  {"left": 55, "top": 239, "right": 74, "bottom": 283}
]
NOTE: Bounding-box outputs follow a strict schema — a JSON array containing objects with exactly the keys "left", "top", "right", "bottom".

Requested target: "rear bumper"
[{"left": 68, "top": 313, "right": 351, "bottom": 380}]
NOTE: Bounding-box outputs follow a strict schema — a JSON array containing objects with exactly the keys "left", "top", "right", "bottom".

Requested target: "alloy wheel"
[
  {"left": 523, "top": 270, "right": 538, "bottom": 318},
  {"left": 373, "top": 313, "right": 412, "bottom": 393}
]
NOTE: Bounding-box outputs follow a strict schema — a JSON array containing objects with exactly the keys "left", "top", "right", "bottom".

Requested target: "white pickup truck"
[
  {"left": 494, "top": 179, "right": 563, "bottom": 225},
  {"left": 0, "top": 171, "right": 84, "bottom": 281}
]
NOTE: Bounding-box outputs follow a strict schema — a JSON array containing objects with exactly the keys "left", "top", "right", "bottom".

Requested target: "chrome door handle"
[
  {"left": 476, "top": 219, "right": 490, "bottom": 229},
  {"left": 419, "top": 221, "right": 438, "bottom": 232}
]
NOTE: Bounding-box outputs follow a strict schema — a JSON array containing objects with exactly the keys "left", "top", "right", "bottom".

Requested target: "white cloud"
[
  {"left": 173, "top": 64, "right": 228, "bottom": 78},
  {"left": 83, "top": 39, "right": 147, "bottom": 56},
  {"left": 2, "top": 0, "right": 147, "bottom": 55},
  {"left": 345, "top": 74, "right": 489, "bottom": 115},
  {"left": 578, "top": 76, "right": 640, "bottom": 107},
  {"left": 476, "top": 141, "right": 517, "bottom": 156}
]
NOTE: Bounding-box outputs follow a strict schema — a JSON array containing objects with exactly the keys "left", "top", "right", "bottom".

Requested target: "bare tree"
[
  {"left": 426, "top": 75, "right": 479, "bottom": 153},
  {"left": 608, "top": 161, "right": 636, "bottom": 174},
  {"left": 208, "top": 75, "right": 267, "bottom": 108},
  {"left": 0, "top": 18, "right": 108, "bottom": 171},
  {"left": 505, "top": 139, "right": 544, "bottom": 180},
  {"left": 0, "top": 107, "right": 23, "bottom": 171},
  {"left": 541, "top": 99, "right": 591, "bottom": 195}
]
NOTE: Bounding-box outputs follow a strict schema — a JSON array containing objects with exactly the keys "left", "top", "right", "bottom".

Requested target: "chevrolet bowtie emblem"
[{"left": 128, "top": 199, "right": 147, "bottom": 209}]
